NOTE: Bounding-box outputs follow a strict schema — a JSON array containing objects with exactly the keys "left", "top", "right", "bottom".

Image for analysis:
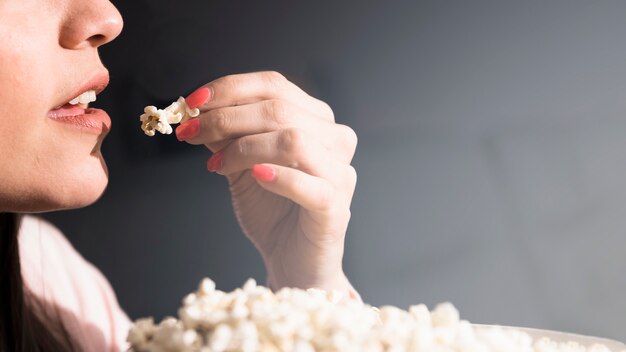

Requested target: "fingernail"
[
  {"left": 185, "top": 87, "right": 211, "bottom": 109},
  {"left": 207, "top": 151, "right": 224, "bottom": 172},
  {"left": 175, "top": 118, "right": 200, "bottom": 141},
  {"left": 252, "top": 164, "right": 276, "bottom": 182}
]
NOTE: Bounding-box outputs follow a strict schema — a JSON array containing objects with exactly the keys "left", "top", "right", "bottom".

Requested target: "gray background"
[{"left": 43, "top": 0, "right": 626, "bottom": 342}]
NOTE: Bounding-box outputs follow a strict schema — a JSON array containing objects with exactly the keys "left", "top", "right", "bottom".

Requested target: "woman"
[{"left": 0, "top": 0, "right": 359, "bottom": 350}]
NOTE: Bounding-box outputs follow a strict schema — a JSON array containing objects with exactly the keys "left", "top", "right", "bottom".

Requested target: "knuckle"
[
  {"left": 217, "top": 74, "right": 241, "bottom": 91},
  {"left": 261, "top": 71, "right": 287, "bottom": 85},
  {"left": 345, "top": 165, "right": 358, "bottom": 188},
  {"left": 262, "top": 70, "right": 287, "bottom": 89},
  {"left": 339, "top": 124, "right": 358, "bottom": 150},
  {"left": 279, "top": 128, "right": 308, "bottom": 157},
  {"left": 210, "top": 110, "right": 230, "bottom": 135},
  {"left": 322, "top": 101, "right": 335, "bottom": 120},
  {"left": 265, "top": 99, "right": 289, "bottom": 125}
]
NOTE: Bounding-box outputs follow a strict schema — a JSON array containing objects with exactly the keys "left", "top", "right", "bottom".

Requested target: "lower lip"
[{"left": 47, "top": 105, "right": 111, "bottom": 134}]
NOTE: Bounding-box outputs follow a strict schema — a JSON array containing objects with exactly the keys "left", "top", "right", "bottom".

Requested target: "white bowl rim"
[{"left": 473, "top": 324, "right": 626, "bottom": 350}]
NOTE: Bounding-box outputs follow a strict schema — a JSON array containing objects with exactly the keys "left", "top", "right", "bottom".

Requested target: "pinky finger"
[{"left": 251, "top": 164, "right": 336, "bottom": 213}]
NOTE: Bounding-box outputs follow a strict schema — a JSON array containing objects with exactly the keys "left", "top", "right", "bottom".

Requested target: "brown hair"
[{"left": 0, "top": 212, "right": 75, "bottom": 351}]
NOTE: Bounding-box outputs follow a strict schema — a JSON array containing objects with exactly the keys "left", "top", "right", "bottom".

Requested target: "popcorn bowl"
[
  {"left": 128, "top": 278, "right": 626, "bottom": 352},
  {"left": 474, "top": 324, "right": 626, "bottom": 351}
]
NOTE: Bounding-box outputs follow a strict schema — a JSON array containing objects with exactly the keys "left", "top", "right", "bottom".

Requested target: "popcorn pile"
[
  {"left": 140, "top": 97, "right": 200, "bottom": 136},
  {"left": 127, "top": 278, "right": 624, "bottom": 352}
]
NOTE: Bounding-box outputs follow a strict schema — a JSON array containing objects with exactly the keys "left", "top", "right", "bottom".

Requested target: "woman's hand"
[{"left": 176, "top": 71, "right": 359, "bottom": 297}]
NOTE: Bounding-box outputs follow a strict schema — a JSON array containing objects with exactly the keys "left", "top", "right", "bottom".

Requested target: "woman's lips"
[{"left": 48, "top": 103, "right": 111, "bottom": 134}]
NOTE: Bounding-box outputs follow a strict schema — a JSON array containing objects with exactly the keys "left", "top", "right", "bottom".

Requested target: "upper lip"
[{"left": 52, "top": 71, "right": 110, "bottom": 109}]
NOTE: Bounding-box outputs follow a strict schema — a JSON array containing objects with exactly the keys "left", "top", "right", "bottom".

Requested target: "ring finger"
[{"left": 209, "top": 128, "right": 341, "bottom": 181}]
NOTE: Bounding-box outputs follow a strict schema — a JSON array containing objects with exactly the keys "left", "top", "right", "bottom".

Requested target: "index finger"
[
  {"left": 186, "top": 71, "right": 306, "bottom": 111},
  {"left": 188, "top": 71, "right": 334, "bottom": 120}
]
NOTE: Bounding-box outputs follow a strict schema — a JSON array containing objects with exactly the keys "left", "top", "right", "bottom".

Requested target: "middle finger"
[{"left": 176, "top": 100, "right": 356, "bottom": 162}]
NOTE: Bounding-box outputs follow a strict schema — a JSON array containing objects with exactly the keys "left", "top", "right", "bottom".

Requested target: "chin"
[
  {"left": 54, "top": 176, "right": 109, "bottom": 210},
  {"left": 24, "top": 155, "right": 110, "bottom": 213},
  {"left": 53, "top": 156, "right": 110, "bottom": 210}
]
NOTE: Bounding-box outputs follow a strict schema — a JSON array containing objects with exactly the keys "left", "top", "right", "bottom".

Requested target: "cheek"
[
  {"left": 0, "top": 33, "right": 57, "bottom": 156},
  {"left": 0, "top": 112, "right": 110, "bottom": 212}
]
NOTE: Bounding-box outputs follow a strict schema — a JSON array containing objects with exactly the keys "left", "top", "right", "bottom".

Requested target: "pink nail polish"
[
  {"left": 207, "top": 151, "right": 224, "bottom": 172},
  {"left": 175, "top": 118, "right": 200, "bottom": 141},
  {"left": 186, "top": 87, "right": 211, "bottom": 109},
  {"left": 252, "top": 164, "right": 276, "bottom": 182}
]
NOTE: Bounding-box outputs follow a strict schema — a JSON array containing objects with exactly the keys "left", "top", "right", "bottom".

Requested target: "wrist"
[{"left": 266, "top": 269, "right": 361, "bottom": 302}]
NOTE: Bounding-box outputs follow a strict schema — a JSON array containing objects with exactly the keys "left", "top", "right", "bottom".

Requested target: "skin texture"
[
  {"left": 0, "top": 0, "right": 358, "bottom": 295},
  {"left": 178, "top": 72, "right": 359, "bottom": 294},
  {"left": 0, "top": 0, "right": 122, "bottom": 212}
]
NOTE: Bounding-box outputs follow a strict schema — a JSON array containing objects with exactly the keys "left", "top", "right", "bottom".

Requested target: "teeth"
[{"left": 69, "top": 90, "right": 96, "bottom": 105}]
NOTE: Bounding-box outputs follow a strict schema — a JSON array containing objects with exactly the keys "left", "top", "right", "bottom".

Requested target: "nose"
[{"left": 59, "top": 0, "right": 124, "bottom": 49}]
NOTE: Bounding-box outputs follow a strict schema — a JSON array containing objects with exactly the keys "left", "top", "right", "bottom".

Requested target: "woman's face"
[{"left": 0, "top": 0, "right": 123, "bottom": 212}]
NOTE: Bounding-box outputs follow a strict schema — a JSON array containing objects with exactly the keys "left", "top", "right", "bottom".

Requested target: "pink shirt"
[{"left": 18, "top": 216, "right": 131, "bottom": 351}]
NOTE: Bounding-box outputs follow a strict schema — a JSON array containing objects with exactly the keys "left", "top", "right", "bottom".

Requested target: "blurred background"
[{"left": 43, "top": 0, "right": 626, "bottom": 341}]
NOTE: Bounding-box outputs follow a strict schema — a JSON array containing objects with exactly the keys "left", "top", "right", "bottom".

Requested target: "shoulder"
[
  {"left": 19, "top": 215, "right": 77, "bottom": 257},
  {"left": 19, "top": 215, "right": 131, "bottom": 352},
  {"left": 19, "top": 215, "right": 99, "bottom": 287}
]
